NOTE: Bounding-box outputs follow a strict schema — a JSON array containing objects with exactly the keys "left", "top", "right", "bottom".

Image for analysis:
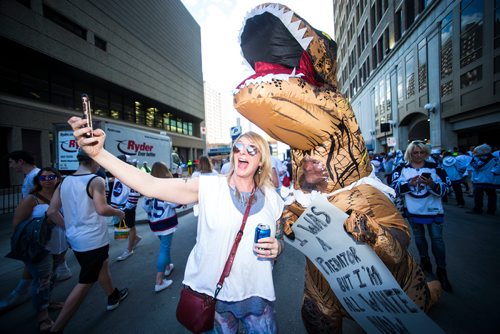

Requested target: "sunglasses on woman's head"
[
  {"left": 39, "top": 174, "right": 57, "bottom": 181},
  {"left": 232, "top": 142, "right": 259, "bottom": 156}
]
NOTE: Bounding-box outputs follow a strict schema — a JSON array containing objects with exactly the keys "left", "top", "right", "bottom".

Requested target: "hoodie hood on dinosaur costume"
[{"left": 234, "top": 3, "right": 372, "bottom": 195}]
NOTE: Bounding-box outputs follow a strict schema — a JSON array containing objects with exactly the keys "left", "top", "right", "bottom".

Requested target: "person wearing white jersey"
[{"left": 110, "top": 154, "right": 142, "bottom": 261}]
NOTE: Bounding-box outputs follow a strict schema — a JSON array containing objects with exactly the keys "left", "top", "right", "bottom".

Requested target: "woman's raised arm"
[{"left": 68, "top": 116, "right": 199, "bottom": 204}]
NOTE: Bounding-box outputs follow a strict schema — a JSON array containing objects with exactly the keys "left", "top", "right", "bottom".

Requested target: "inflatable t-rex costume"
[{"left": 233, "top": 3, "right": 440, "bottom": 333}]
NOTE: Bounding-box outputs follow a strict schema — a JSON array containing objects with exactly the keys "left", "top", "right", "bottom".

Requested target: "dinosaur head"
[{"left": 233, "top": 3, "right": 371, "bottom": 192}]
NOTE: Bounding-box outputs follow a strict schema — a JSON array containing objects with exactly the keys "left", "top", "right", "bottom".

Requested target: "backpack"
[{"left": 6, "top": 215, "right": 52, "bottom": 263}]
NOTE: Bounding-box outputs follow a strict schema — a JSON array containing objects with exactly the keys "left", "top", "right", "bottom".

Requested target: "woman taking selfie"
[{"left": 68, "top": 116, "right": 285, "bottom": 333}]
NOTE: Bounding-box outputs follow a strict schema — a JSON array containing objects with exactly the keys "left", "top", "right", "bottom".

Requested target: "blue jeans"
[
  {"left": 409, "top": 222, "right": 447, "bottom": 268},
  {"left": 212, "top": 303, "right": 277, "bottom": 334},
  {"left": 24, "top": 254, "right": 53, "bottom": 312},
  {"left": 157, "top": 234, "right": 173, "bottom": 273}
]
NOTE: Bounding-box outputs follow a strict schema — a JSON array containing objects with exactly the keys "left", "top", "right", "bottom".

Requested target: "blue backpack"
[{"left": 6, "top": 215, "right": 52, "bottom": 263}]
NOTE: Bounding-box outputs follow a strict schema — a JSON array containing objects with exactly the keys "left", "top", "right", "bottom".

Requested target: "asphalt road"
[{"left": 0, "top": 193, "right": 499, "bottom": 333}]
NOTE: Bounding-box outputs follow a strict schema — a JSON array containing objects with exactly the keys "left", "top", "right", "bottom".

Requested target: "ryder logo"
[
  {"left": 60, "top": 139, "right": 79, "bottom": 153},
  {"left": 116, "top": 140, "right": 154, "bottom": 157}
]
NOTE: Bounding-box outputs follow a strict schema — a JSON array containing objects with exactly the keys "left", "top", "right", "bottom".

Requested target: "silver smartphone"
[{"left": 81, "top": 94, "right": 93, "bottom": 138}]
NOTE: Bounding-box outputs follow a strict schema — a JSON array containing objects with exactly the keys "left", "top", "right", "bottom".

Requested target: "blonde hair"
[
  {"left": 404, "top": 140, "right": 430, "bottom": 163},
  {"left": 227, "top": 131, "right": 274, "bottom": 190},
  {"left": 151, "top": 161, "right": 173, "bottom": 179}
]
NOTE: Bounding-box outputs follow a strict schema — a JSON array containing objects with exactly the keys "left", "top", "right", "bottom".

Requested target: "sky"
[{"left": 180, "top": 0, "right": 334, "bottom": 149}]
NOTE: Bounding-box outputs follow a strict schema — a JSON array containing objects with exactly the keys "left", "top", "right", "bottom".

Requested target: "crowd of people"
[
  {"left": 370, "top": 141, "right": 499, "bottom": 293},
  {"left": 3, "top": 121, "right": 498, "bottom": 333}
]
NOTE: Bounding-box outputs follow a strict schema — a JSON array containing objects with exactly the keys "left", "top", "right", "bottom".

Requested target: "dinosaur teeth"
[{"left": 239, "top": 3, "right": 313, "bottom": 52}]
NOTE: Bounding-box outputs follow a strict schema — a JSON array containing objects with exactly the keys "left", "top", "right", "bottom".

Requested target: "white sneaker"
[
  {"left": 117, "top": 249, "right": 133, "bottom": 261},
  {"left": 164, "top": 263, "right": 174, "bottom": 277},
  {"left": 155, "top": 279, "right": 173, "bottom": 293},
  {"left": 55, "top": 262, "right": 72, "bottom": 281}
]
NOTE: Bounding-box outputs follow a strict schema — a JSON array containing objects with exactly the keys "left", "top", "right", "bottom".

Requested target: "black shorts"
[
  {"left": 124, "top": 208, "right": 136, "bottom": 228},
  {"left": 73, "top": 245, "right": 109, "bottom": 284}
]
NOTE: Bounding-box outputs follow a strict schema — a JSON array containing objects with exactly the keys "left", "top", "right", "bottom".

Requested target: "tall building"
[
  {"left": 333, "top": 0, "right": 500, "bottom": 153},
  {"left": 0, "top": 0, "right": 204, "bottom": 186},
  {"left": 203, "top": 81, "right": 232, "bottom": 146}
]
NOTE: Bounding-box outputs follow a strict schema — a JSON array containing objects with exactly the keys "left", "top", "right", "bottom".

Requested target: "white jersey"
[
  {"left": 60, "top": 174, "right": 109, "bottom": 252},
  {"left": 183, "top": 176, "right": 284, "bottom": 302},
  {"left": 142, "top": 198, "right": 179, "bottom": 236},
  {"left": 110, "top": 178, "right": 140, "bottom": 210}
]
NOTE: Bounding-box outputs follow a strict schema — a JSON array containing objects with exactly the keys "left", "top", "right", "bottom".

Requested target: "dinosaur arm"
[{"left": 343, "top": 210, "right": 407, "bottom": 265}]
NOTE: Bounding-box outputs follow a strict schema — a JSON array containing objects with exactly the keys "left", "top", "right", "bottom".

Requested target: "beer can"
[{"left": 254, "top": 223, "right": 271, "bottom": 243}]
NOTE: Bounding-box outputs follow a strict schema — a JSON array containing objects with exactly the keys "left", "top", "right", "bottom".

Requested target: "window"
[
  {"left": 397, "top": 64, "right": 404, "bottom": 104},
  {"left": 43, "top": 5, "right": 87, "bottom": 40},
  {"left": 93, "top": 89, "right": 108, "bottom": 117},
  {"left": 385, "top": 73, "right": 391, "bottom": 114},
  {"left": 405, "top": 54, "right": 415, "bottom": 98},
  {"left": 379, "top": 79, "right": 386, "bottom": 118},
  {"left": 441, "top": 81, "right": 453, "bottom": 97},
  {"left": 146, "top": 107, "right": 156, "bottom": 128},
  {"left": 94, "top": 35, "right": 107, "bottom": 51},
  {"left": 460, "top": 0, "right": 483, "bottom": 67},
  {"left": 395, "top": 9, "right": 403, "bottom": 42},
  {"left": 406, "top": 0, "right": 416, "bottom": 28},
  {"left": 460, "top": 65, "right": 482, "bottom": 87},
  {"left": 110, "top": 93, "right": 122, "bottom": 120},
  {"left": 417, "top": 40, "right": 427, "bottom": 92},
  {"left": 176, "top": 118, "right": 183, "bottom": 134},
  {"left": 135, "top": 101, "right": 145, "bottom": 125},
  {"left": 441, "top": 12, "right": 453, "bottom": 78}
]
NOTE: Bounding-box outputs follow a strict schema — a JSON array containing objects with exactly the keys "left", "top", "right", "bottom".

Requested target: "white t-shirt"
[{"left": 182, "top": 176, "right": 284, "bottom": 302}]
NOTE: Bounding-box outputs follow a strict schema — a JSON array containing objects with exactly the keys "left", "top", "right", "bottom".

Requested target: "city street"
[{"left": 0, "top": 194, "right": 498, "bottom": 333}]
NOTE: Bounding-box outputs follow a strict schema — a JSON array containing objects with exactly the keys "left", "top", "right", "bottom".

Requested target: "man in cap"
[
  {"left": 467, "top": 144, "right": 498, "bottom": 215},
  {"left": 110, "top": 155, "right": 142, "bottom": 261},
  {"left": 47, "top": 149, "right": 128, "bottom": 332}
]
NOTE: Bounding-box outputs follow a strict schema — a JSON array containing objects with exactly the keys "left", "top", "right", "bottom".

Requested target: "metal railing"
[{"left": 0, "top": 185, "right": 22, "bottom": 215}]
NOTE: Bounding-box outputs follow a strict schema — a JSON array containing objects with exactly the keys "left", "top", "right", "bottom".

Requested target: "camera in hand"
[
  {"left": 421, "top": 172, "right": 431, "bottom": 178},
  {"left": 81, "top": 94, "right": 93, "bottom": 138}
]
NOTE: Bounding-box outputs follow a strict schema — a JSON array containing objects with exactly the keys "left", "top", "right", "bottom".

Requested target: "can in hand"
[{"left": 254, "top": 223, "right": 271, "bottom": 249}]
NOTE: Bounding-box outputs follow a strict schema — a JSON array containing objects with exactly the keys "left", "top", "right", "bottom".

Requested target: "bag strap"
[{"left": 213, "top": 191, "right": 255, "bottom": 299}]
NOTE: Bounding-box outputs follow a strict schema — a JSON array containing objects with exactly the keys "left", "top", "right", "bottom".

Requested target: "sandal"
[
  {"left": 38, "top": 318, "right": 54, "bottom": 333},
  {"left": 48, "top": 301, "right": 64, "bottom": 310}
]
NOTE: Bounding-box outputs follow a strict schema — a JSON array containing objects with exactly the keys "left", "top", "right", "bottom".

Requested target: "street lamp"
[{"left": 424, "top": 103, "right": 435, "bottom": 114}]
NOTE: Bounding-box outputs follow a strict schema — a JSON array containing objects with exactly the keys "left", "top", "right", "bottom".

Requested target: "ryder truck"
[{"left": 55, "top": 122, "right": 181, "bottom": 172}]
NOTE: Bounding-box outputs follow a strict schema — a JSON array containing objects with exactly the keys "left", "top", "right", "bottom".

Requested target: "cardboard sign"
[{"left": 285, "top": 196, "right": 444, "bottom": 334}]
